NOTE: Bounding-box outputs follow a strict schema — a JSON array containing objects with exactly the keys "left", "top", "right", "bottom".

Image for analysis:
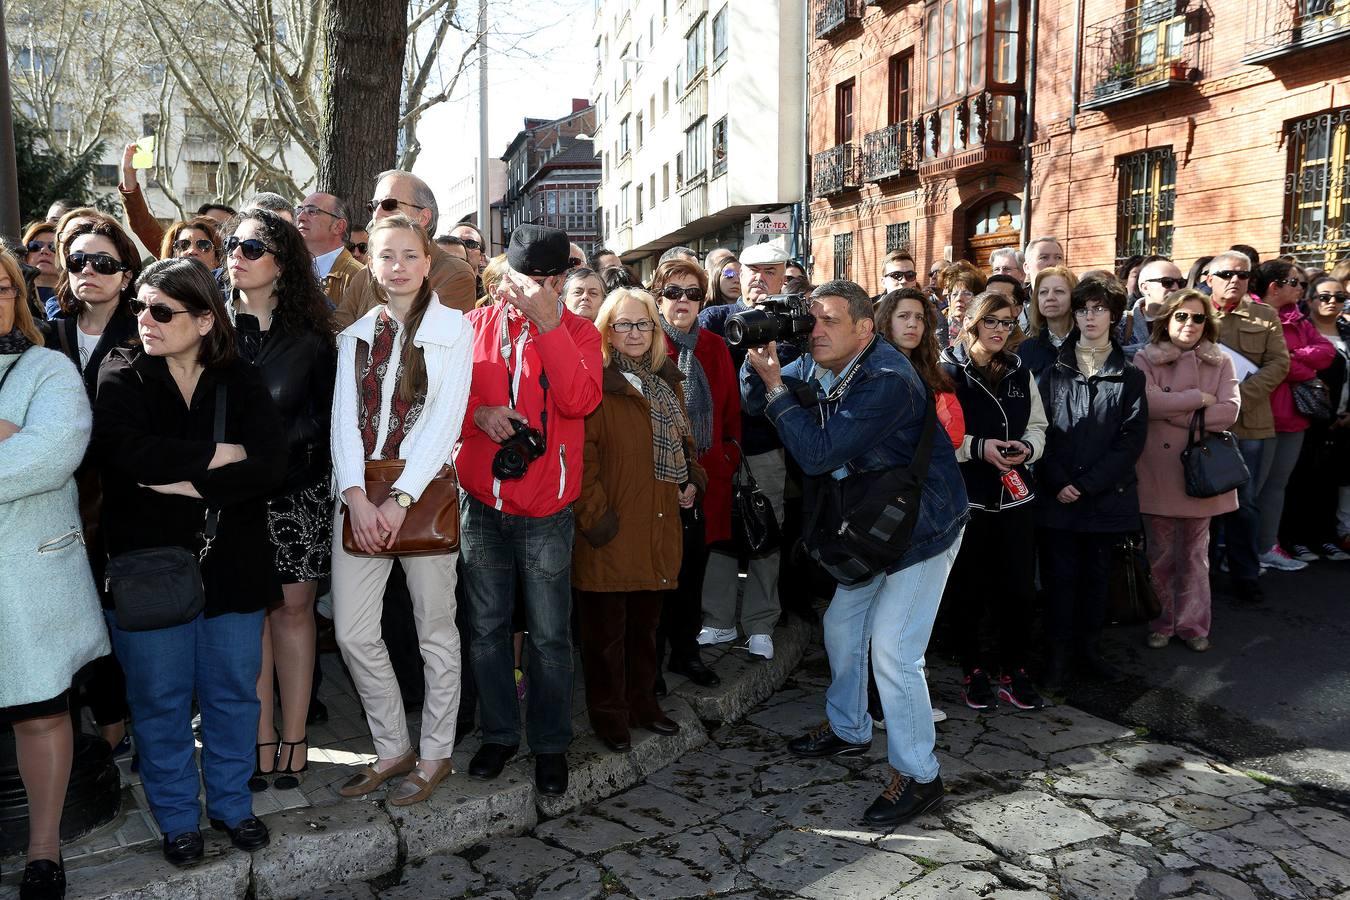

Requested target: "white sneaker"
[
  {"left": 1260, "top": 545, "right": 1309, "bottom": 572},
  {"left": 1320, "top": 542, "right": 1350, "bottom": 561},
  {"left": 872, "top": 716, "right": 886, "bottom": 731},
  {"left": 932, "top": 707, "right": 948, "bottom": 723},
  {"left": 745, "top": 634, "right": 774, "bottom": 660},
  {"left": 697, "top": 627, "right": 738, "bottom": 646}
]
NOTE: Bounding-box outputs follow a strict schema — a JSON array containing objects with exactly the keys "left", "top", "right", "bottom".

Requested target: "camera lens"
[{"left": 725, "top": 308, "right": 778, "bottom": 348}]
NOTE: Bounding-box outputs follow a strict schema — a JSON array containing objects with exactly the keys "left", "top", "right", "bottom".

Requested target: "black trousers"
[
  {"left": 1039, "top": 528, "right": 1116, "bottom": 665},
  {"left": 1281, "top": 422, "right": 1343, "bottom": 547},
  {"left": 657, "top": 506, "right": 707, "bottom": 669},
  {"left": 944, "top": 505, "right": 1037, "bottom": 675}
]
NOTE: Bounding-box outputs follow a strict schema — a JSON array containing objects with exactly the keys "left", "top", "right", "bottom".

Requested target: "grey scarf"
[{"left": 661, "top": 318, "right": 714, "bottom": 455}]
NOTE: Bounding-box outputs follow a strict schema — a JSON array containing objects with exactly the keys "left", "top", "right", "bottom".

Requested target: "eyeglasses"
[
  {"left": 612, "top": 319, "right": 657, "bottom": 333},
  {"left": 295, "top": 204, "right": 341, "bottom": 220},
  {"left": 0, "top": 285, "right": 20, "bottom": 299},
  {"left": 1143, "top": 276, "right": 1186, "bottom": 290},
  {"left": 460, "top": 238, "right": 482, "bottom": 251},
  {"left": 883, "top": 269, "right": 918, "bottom": 282},
  {"left": 659, "top": 285, "right": 705, "bottom": 303},
  {"left": 1315, "top": 292, "right": 1350, "bottom": 303},
  {"left": 65, "top": 252, "right": 127, "bottom": 276},
  {"left": 173, "top": 238, "right": 215, "bottom": 255},
  {"left": 223, "top": 236, "right": 276, "bottom": 261},
  {"left": 346, "top": 241, "right": 368, "bottom": 255},
  {"left": 25, "top": 240, "right": 55, "bottom": 253},
  {"left": 721, "top": 266, "right": 738, "bottom": 278},
  {"left": 1073, "top": 306, "right": 1111, "bottom": 318},
  {"left": 1211, "top": 270, "right": 1250, "bottom": 282},
  {"left": 1171, "top": 311, "right": 1207, "bottom": 325},
  {"left": 980, "top": 316, "right": 1017, "bottom": 331},
  {"left": 366, "top": 197, "right": 426, "bottom": 214},
  {"left": 130, "top": 298, "right": 195, "bottom": 324}
]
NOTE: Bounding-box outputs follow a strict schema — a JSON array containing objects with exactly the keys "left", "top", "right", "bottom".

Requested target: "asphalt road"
[{"left": 1065, "top": 557, "right": 1350, "bottom": 801}]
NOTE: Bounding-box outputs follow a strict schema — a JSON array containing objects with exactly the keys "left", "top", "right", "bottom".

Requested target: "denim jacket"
[{"left": 742, "top": 337, "right": 969, "bottom": 570}]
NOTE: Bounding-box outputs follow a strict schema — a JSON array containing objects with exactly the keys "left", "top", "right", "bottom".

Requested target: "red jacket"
[
  {"left": 456, "top": 303, "right": 603, "bottom": 517},
  {"left": 665, "top": 327, "right": 741, "bottom": 544},
  {"left": 1271, "top": 305, "right": 1336, "bottom": 434}
]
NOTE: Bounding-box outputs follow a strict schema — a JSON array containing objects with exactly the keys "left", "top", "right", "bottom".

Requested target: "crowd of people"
[{"left": 2, "top": 155, "right": 1349, "bottom": 899}]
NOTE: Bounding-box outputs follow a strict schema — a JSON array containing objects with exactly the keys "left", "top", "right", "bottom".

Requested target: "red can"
[{"left": 1001, "top": 468, "right": 1030, "bottom": 502}]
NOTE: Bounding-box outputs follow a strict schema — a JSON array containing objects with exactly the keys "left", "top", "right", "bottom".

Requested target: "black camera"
[
  {"left": 724, "top": 293, "right": 814, "bottom": 349},
  {"left": 492, "top": 418, "right": 546, "bottom": 481}
]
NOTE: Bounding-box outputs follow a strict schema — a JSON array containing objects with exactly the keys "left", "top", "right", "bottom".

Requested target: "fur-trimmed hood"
[{"left": 1139, "top": 338, "right": 1226, "bottom": 367}]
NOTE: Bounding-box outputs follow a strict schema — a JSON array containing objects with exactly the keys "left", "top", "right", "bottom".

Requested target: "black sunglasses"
[
  {"left": 1272, "top": 278, "right": 1308, "bottom": 289},
  {"left": 980, "top": 316, "right": 1016, "bottom": 330},
  {"left": 173, "top": 238, "right": 215, "bottom": 254},
  {"left": 883, "top": 269, "right": 918, "bottom": 282},
  {"left": 1144, "top": 276, "right": 1186, "bottom": 290},
  {"left": 26, "top": 240, "right": 55, "bottom": 253},
  {"left": 366, "top": 197, "right": 426, "bottom": 214},
  {"left": 346, "top": 241, "right": 368, "bottom": 254},
  {"left": 1315, "top": 291, "right": 1350, "bottom": 303},
  {"left": 130, "top": 298, "right": 194, "bottom": 324},
  {"left": 224, "top": 236, "right": 276, "bottom": 261},
  {"left": 65, "top": 252, "right": 127, "bottom": 276},
  {"left": 1171, "top": 311, "right": 1207, "bottom": 324},
  {"left": 1211, "top": 270, "right": 1250, "bottom": 281},
  {"left": 460, "top": 238, "right": 482, "bottom": 251},
  {"left": 660, "top": 285, "right": 705, "bottom": 303}
]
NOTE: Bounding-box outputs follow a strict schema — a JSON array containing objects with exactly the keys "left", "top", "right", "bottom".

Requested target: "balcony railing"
[
  {"left": 812, "top": 143, "right": 860, "bottom": 197},
  {"left": 1080, "top": 0, "right": 1195, "bottom": 110},
  {"left": 861, "top": 123, "right": 917, "bottom": 182},
  {"left": 815, "top": 0, "right": 864, "bottom": 40},
  {"left": 913, "top": 91, "right": 1025, "bottom": 176},
  {"left": 1243, "top": 0, "right": 1350, "bottom": 64}
]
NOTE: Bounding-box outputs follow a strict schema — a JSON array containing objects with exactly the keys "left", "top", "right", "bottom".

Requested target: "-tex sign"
[{"left": 751, "top": 213, "right": 791, "bottom": 235}]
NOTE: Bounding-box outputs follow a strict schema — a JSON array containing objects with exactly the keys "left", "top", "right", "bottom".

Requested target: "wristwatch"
[
  {"left": 765, "top": 384, "right": 790, "bottom": 404},
  {"left": 389, "top": 489, "right": 413, "bottom": 509}
]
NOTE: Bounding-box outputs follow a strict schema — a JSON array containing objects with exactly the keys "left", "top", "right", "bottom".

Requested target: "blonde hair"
[
  {"left": 1029, "top": 265, "right": 1079, "bottom": 334},
  {"left": 595, "top": 287, "right": 669, "bottom": 369},
  {"left": 481, "top": 254, "right": 509, "bottom": 302},
  {"left": 0, "top": 249, "right": 45, "bottom": 346}
]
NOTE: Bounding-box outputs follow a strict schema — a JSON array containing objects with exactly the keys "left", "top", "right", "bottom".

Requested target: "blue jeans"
[
  {"left": 460, "top": 494, "right": 575, "bottom": 753},
  {"left": 1216, "top": 438, "right": 1268, "bottom": 580},
  {"left": 108, "top": 609, "right": 264, "bottom": 839},
  {"left": 822, "top": 531, "right": 963, "bottom": 783}
]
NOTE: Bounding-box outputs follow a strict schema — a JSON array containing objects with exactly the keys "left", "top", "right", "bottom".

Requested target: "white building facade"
[{"left": 592, "top": 0, "right": 806, "bottom": 278}]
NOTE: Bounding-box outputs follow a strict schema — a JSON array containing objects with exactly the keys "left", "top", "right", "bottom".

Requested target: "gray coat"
[{"left": 0, "top": 347, "right": 109, "bottom": 708}]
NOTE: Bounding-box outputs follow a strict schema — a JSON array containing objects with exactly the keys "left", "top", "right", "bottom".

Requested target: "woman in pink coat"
[{"left": 1133, "top": 289, "right": 1240, "bottom": 652}]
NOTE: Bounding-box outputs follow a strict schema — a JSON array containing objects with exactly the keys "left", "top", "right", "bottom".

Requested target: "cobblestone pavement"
[{"left": 357, "top": 648, "right": 1350, "bottom": 900}]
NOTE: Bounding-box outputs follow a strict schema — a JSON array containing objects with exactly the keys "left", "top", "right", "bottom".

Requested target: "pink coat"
[
  {"left": 1133, "top": 340, "right": 1241, "bottom": 519},
  {"left": 1271, "top": 305, "right": 1336, "bottom": 434}
]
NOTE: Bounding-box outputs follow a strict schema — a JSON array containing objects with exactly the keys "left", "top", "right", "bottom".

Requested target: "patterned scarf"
[
  {"left": 616, "top": 354, "right": 690, "bottom": 484},
  {"left": 357, "top": 310, "right": 425, "bottom": 460},
  {"left": 660, "top": 318, "right": 713, "bottom": 455},
  {"left": 0, "top": 328, "right": 35, "bottom": 356}
]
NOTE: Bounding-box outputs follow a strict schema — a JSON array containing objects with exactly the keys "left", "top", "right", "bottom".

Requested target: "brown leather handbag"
[{"left": 342, "top": 460, "right": 460, "bottom": 557}]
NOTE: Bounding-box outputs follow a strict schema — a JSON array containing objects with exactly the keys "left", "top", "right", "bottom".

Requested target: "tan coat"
[
  {"left": 572, "top": 361, "right": 707, "bottom": 593},
  {"left": 332, "top": 243, "right": 477, "bottom": 329},
  {"left": 322, "top": 247, "right": 364, "bottom": 308},
  {"left": 1215, "top": 297, "right": 1290, "bottom": 440}
]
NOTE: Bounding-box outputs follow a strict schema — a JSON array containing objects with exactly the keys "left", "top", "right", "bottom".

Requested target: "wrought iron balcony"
[
  {"left": 812, "top": 143, "right": 860, "bottom": 197},
  {"left": 861, "top": 123, "right": 916, "bottom": 182},
  {"left": 1243, "top": 0, "right": 1350, "bottom": 64},
  {"left": 815, "top": 0, "right": 864, "bottom": 40},
  {"left": 914, "top": 91, "right": 1024, "bottom": 176},
  {"left": 1081, "top": 0, "right": 1195, "bottom": 110}
]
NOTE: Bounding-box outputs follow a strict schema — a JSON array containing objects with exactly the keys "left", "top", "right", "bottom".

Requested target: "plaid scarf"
[
  {"left": 0, "top": 329, "right": 35, "bottom": 356},
  {"left": 660, "top": 318, "right": 713, "bottom": 455},
  {"left": 616, "top": 354, "right": 690, "bottom": 485}
]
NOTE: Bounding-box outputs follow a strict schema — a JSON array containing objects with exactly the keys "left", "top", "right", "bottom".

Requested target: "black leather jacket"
[{"left": 235, "top": 314, "right": 337, "bottom": 496}]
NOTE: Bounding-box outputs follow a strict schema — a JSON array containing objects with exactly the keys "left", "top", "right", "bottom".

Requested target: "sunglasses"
[
  {"left": 366, "top": 197, "right": 426, "bottom": 214},
  {"left": 660, "top": 285, "right": 705, "bottom": 303},
  {"left": 883, "top": 270, "right": 918, "bottom": 282},
  {"left": 980, "top": 316, "right": 1017, "bottom": 330},
  {"left": 568, "top": 257, "right": 583, "bottom": 268},
  {"left": 1144, "top": 276, "right": 1186, "bottom": 290},
  {"left": 460, "top": 238, "right": 482, "bottom": 251},
  {"left": 26, "top": 240, "right": 55, "bottom": 253},
  {"left": 66, "top": 252, "right": 127, "bottom": 276},
  {"left": 1315, "top": 292, "right": 1350, "bottom": 303},
  {"left": 721, "top": 266, "right": 738, "bottom": 278},
  {"left": 1211, "top": 270, "right": 1250, "bottom": 281},
  {"left": 173, "top": 238, "right": 215, "bottom": 254},
  {"left": 346, "top": 241, "right": 368, "bottom": 255},
  {"left": 1272, "top": 278, "right": 1308, "bottom": 289},
  {"left": 295, "top": 204, "right": 340, "bottom": 220},
  {"left": 1171, "top": 311, "right": 1207, "bottom": 324},
  {"left": 613, "top": 319, "right": 657, "bottom": 333},
  {"left": 130, "top": 298, "right": 195, "bottom": 324},
  {"left": 224, "top": 236, "right": 276, "bottom": 261}
]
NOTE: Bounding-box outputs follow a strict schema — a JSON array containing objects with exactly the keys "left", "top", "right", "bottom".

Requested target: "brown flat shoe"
[
  {"left": 337, "top": 751, "right": 415, "bottom": 798},
  {"left": 388, "top": 760, "right": 454, "bottom": 807}
]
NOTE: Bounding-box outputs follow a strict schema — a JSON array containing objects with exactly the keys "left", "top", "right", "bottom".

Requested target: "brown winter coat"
[
  {"left": 1215, "top": 297, "right": 1289, "bottom": 440},
  {"left": 1133, "top": 339, "right": 1241, "bottom": 519},
  {"left": 572, "top": 359, "right": 707, "bottom": 593}
]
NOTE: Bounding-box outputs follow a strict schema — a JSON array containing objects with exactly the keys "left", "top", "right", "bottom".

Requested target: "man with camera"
[
  {"left": 741, "top": 279, "right": 968, "bottom": 826},
  {"left": 455, "top": 225, "right": 603, "bottom": 796}
]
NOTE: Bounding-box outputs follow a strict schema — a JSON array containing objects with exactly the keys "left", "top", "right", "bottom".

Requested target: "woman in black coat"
[
  {"left": 224, "top": 209, "right": 337, "bottom": 792},
  {"left": 94, "top": 258, "right": 286, "bottom": 867},
  {"left": 1034, "top": 277, "right": 1148, "bottom": 692}
]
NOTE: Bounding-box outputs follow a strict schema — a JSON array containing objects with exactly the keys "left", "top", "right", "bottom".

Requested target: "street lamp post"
[{"left": 0, "top": 0, "right": 24, "bottom": 243}]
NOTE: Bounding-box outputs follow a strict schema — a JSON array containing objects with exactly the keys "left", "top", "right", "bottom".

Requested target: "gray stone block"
[
  {"left": 1275, "top": 843, "right": 1350, "bottom": 894},
  {"left": 377, "top": 854, "right": 484, "bottom": 899},
  {"left": 384, "top": 769, "right": 536, "bottom": 860},
  {"left": 599, "top": 826, "right": 743, "bottom": 898},
  {"left": 1156, "top": 794, "right": 1254, "bottom": 831},
  {"left": 534, "top": 813, "right": 644, "bottom": 856},
  {"left": 687, "top": 618, "right": 810, "bottom": 723},
  {"left": 1055, "top": 847, "right": 1150, "bottom": 900},
  {"left": 644, "top": 749, "right": 758, "bottom": 811},
  {"left": 468, "top": 835, "right": 575, "bottom": 886},
  {"left": 62, "top": 842, "right": 250, "bottom": 900},
  {"left": 252, "top": 801, "right": 399, "bottom": 899},
  {"left": 532, "top": 859, "right": 606, "bottom": 900},
  {"left": 892, "top": 864, "right": 1048, "bottom": 899},
  {"left": 948, "top": 790, "right": 1112, "bottom": 855},
  {"left": 744, "top": 829, "right": 922, "bottom": 900}
]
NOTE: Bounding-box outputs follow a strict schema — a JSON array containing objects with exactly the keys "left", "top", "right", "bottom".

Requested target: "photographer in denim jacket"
[{"left": 741, "top": 279, "right": 968, "bottom": 827}]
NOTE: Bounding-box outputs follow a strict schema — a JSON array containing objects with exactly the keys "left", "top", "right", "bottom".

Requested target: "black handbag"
[
  {"left": 1181, "top": 408, "right": 1250, "bottom": 499},
  {"left": 1292, "top": 378, "right": 1333, "bottom": 421},
  {"left": 106, "top": 383, "right": 225, "bottom": 632},
  {"left": 729, "top": 439, "right": 780, "bottom": 559},
  {"left": 1108, "top": 532, "right": 1162, "bottom": 625}
]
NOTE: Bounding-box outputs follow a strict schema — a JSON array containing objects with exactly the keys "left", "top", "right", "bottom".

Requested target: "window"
[
  {"left": 620, "top": 182, "right": 632, "bottom": 224},
  {"left": 686, "top": 16, "right": 706, "bottom": 80},
  {"left": 886, "top": 223, "right": 912, "bottom": 252},
  {"left": 184, "top": 112, "right": 213, "bottom": 142},
  {"left": 621, "top": 43, "right": 632, "bottom": 86},
  {"left": 93, "top": 164, "right": 119, "bottom": 187},
  {"left": 888, "top": 53, "right": 912, "bottom": 126},
  {"left": 620, "top": 115, "right": 631, "bottom": 157},
  {"left": 835, "top": 79, "right": 856, "bottom": 145},
  {"left": 663, "top": 163, "right": 671, "bottom": 198},
  {"left": 636, "top": 112, "right": 644, "bottom": 149},
  {"left": 920, "top": 0, "right": 1023, "bottom": 159},
  {"left": 636, "top": 184, "right": 644, "bottom": 223},
  {"left": 636, "top": 37, "right": 644, "bottom": 74},
  {"left": 675, "top": 63, "right": 684, "bottom": 96},
  {"left": 1116, "top": 147, "right": 1177, "bottom": 264},
  {"left": 712, "top": 117, "right": 728, "bottom": 177},
  {"left": 663, "top": 79, "right": 671, "bottom": 113},
  {"left": 595, "top": 37, "right": 603, "bottom": 69},
  {"left": 1282, "top": 108, "right": 1350, "bottom": 267},
  {"left": 650, "top": 96, "right": 657, "bottom": 129},
  {"left": 833, "top": 232, "right": 854, "bottom": 280},
  {"left": 685, "top": 118, "right": 708, "bottom": 178},
  {"left": 604, "top": 151, "right": 610, "bottom": 179},
  {"left": 17, "top": 47, "right": 56, "bottom": 78},
  {"left": 187, "top": 160, "right": 219, "bottom": 196},
  {"left": 649, "top": 174, "right": 656, "bottom": 207},
  {"left": 713, "top": 6, "right": 730, "bottom": 66},
  {"left": 676, "top": 152, "right": 685, "bottom": 189}
]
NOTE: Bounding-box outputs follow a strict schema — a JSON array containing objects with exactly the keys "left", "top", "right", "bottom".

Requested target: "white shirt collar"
[{"left": 313, "top": 245, "right": 343, "bottom": 280}]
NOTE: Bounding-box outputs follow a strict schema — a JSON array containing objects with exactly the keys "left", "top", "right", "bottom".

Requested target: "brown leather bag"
[{"left": 341, "top": 460, "right": 460, "bottom": 557}]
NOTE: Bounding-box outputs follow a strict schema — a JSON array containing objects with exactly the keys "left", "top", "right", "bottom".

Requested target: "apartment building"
[{"left": 500, "top": 101, "right": 602, "bottom": 258}]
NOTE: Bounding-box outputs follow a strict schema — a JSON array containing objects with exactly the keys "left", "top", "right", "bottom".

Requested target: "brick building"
[
  {"left": 500, "top": 101, "right": 602, "bottom": 257},
  {"left": 807, "top": 0, "right": 1350, "bottom": 296}
]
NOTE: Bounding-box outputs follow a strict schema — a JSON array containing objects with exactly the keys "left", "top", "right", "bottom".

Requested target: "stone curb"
[{"left": 55, "top": 616, "right": 812, "bottom": 900}]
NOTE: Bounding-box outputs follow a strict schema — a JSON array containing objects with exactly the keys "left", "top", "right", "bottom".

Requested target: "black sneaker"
[
  {"left": 863, "top": 770, "right": 944, "bottom": 826},
  {"left": 208, "top": 816, "right": 270, "bottom": 852},
  {"left": 962, "top": 669, "right": 996, "bottom": 710},
  {"left": 997, "top": 669, "right": 1045, "bottom": 710},
  {"left": 787, "top": 721, "right": 871, "bottom": 758},
  {"left": 1230, "top": 576, "right": 1265, "bottom": 605}
]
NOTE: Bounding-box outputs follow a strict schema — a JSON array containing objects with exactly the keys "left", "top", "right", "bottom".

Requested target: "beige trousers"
[{"left": 331, "top": 509, "right": 461, "bottom": 760}]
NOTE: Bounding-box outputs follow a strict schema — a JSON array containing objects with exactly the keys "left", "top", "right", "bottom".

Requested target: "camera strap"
[{"left": 497, "top": 312, "right": 549, "bottom": 441}]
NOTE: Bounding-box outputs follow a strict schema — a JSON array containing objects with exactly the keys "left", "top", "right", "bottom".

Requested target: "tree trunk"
[{"left": 319, "top": 0, "right": 409, "bottom": 221}]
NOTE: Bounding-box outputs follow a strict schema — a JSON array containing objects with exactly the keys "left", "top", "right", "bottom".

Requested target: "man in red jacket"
[{"left": 455, "top": 225, "right": 603, "bottom": 797}]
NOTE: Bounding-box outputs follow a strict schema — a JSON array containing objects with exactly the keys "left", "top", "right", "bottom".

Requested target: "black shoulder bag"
[
  {"left": 728, "top": 438, "right": 781, "bottom": 559},
  {"left": 106, "top": 382, "right": 226, "bottom": 631},
  {"left": 1181, "top": 407, "right": 1250, "bottom": 499}
]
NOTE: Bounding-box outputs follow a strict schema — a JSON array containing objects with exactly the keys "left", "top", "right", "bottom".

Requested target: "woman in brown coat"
[{"left": 574, "top": 287, "right": 706, "bottom": 753}]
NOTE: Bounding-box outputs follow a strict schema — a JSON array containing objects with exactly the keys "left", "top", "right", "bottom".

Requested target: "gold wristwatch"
[{"left": 389, "top": 489, "right": 413, "bottom": 509}]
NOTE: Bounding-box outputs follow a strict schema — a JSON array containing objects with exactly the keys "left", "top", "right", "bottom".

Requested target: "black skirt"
[
  {"left": 0, "top": 690, "right": 70, "bottom": 724},
  {"left": 267, "top": 477, "right": 333, "bottom": 584}
]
